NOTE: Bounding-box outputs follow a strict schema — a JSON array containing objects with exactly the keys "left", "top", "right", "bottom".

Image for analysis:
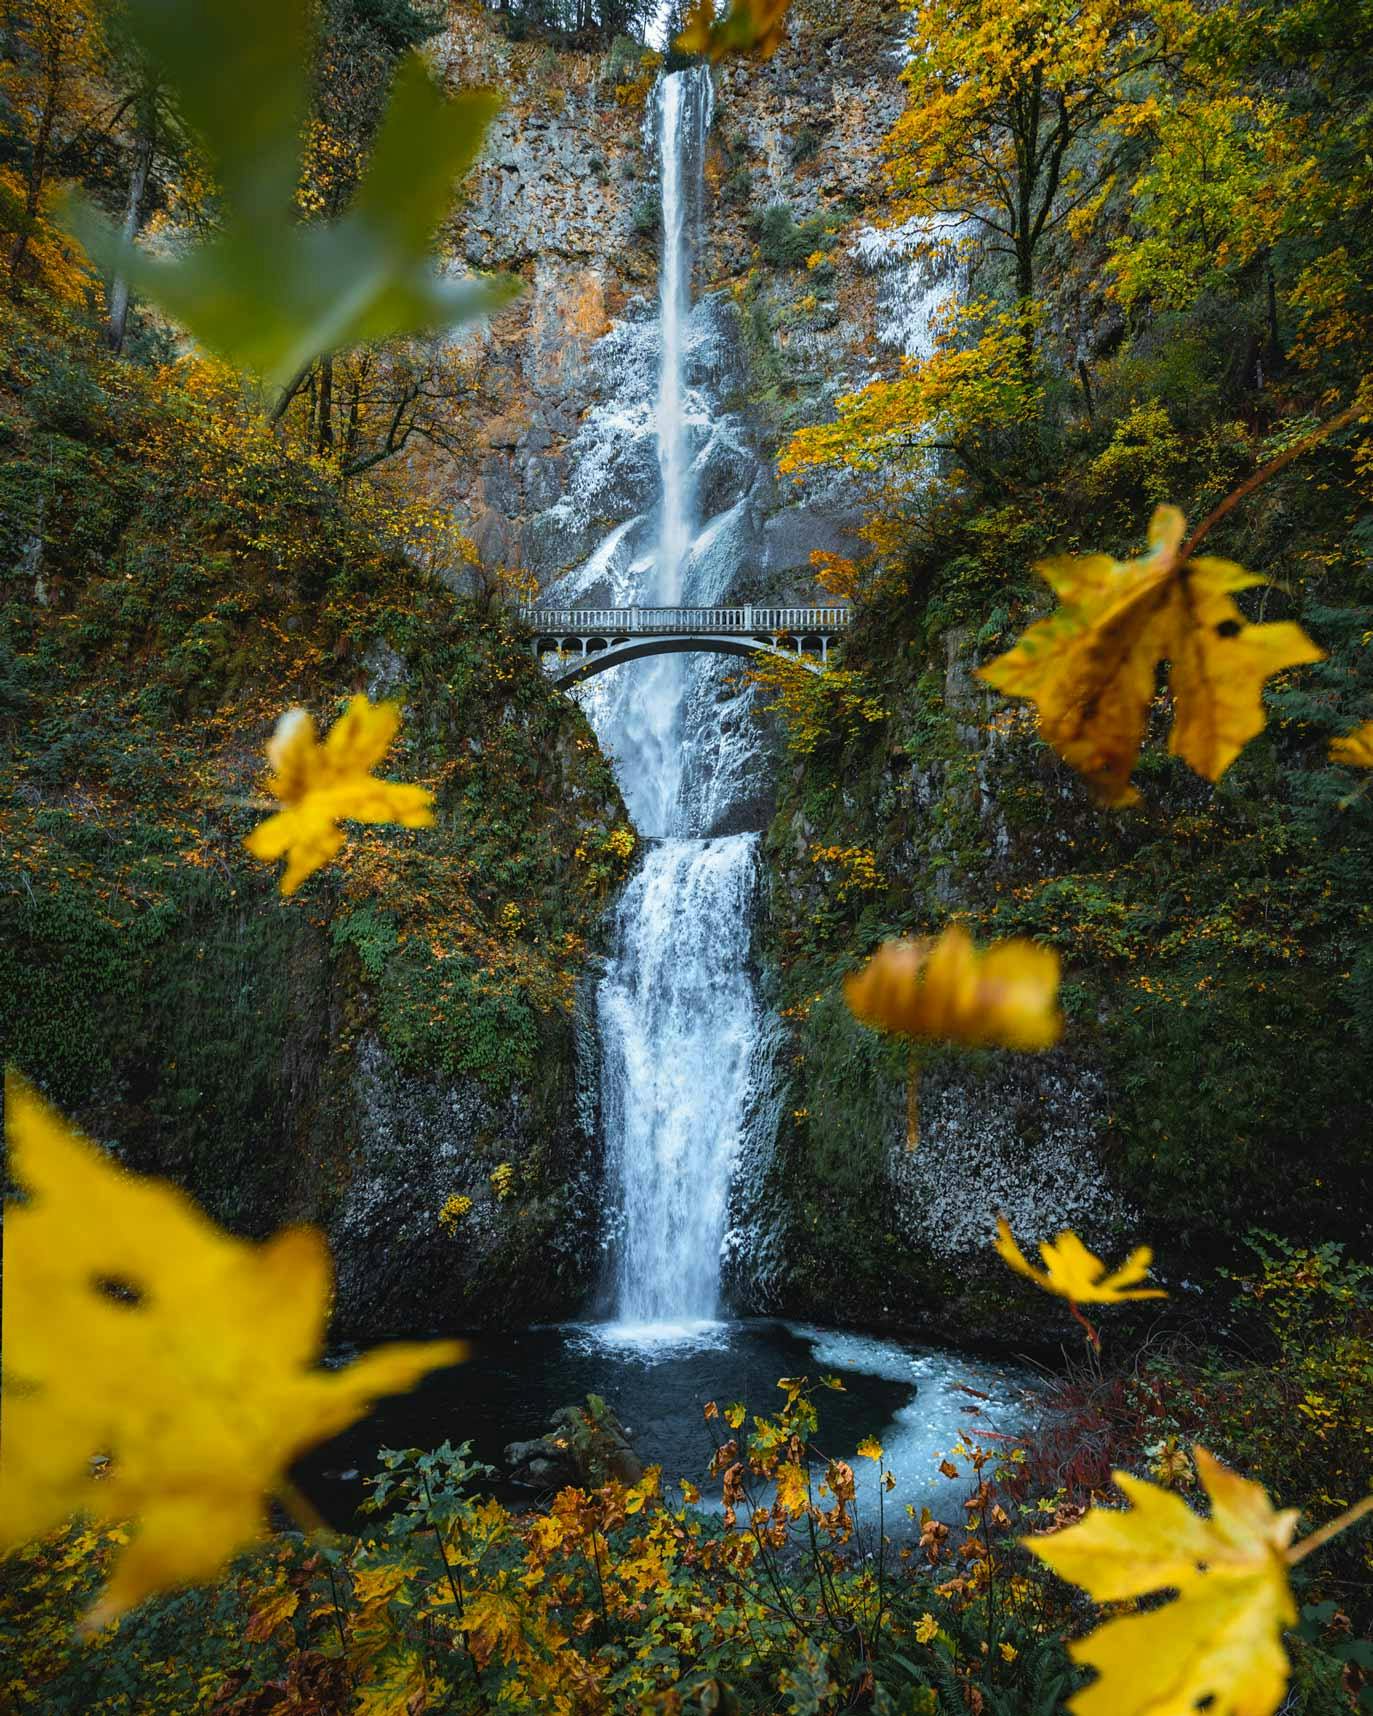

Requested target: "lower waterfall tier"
[{"left": 597, "top": 834, "right": 763, "bottom": 1327}]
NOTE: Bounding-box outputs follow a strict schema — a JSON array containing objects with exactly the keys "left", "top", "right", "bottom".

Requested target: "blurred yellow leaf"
[
  {"left": 244, "top": 696, "right": 435, "bottom": 896},
  {"left": 857, "top": 1436, "right": 884, "bottom": 1464},
  {"left": 844, "top": 925, "right": 1062, "bottom": 1051},
  {"left": 915, "top": 1612, "right": 939, "bottom": 1643},
  {"left": 978, "top": 505, "right": 1324, "bottom": 806},
  {"left": 1023, "top": 1448, "right": 1299, "bottom": 1716},
  {"left": 994, "top": 1217, "right": 1167, "bottom": 1304},
  {"left": 1330, "top": 719, "right": 1373, "bottom": 768},
  {"left": 0, "top": 1073, "right": 463, "bottom": 1626},
  {"left": 725, "top": 1402, "right": 747, "bottom": 1430},
  {"left": 676, "top": 0, "right": 793, "bottom": 59}
]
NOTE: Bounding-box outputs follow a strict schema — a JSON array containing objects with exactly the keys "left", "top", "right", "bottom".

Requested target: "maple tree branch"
[
  {"left": 1181, "top": 403, "right": 1365, "bottom": 559},
  {"left": 1287, "top": 1493, "right": 1373, "bottom": 1566},
  {"left": 1067, "top": 1299, "right": 1101, "bottom": 1352}
]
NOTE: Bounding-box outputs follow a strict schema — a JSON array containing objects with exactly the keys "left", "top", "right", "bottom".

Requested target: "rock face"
[
  {"left": 402, "top": 0, "right": 1132, "bottom": 1337},
  {"left": 505, "top": 1397, "right": 644, "bottom": 1491},
  {"left": 424, "top": 0, "right": 909, "bottom": 590}
]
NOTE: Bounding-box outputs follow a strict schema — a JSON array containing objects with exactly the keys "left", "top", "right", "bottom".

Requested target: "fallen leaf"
[
  {"left": 978, "top": 505, "right": 1324, "bottom": 805},
  {"left": 994, "top": 1217, "right": 1167, "bottom": 1303},
  {"left": 0, "top": 1073, "right": 463, "bottom": 1625},
  {"left": 244, "top": 696, "right": 435, "bottom": 896},
  {"left": 1329, "top": 719, "right": 1373, "bottom": 768},
  {"left": 676, "top": 0, "right": 792, "bottom": 59},
  {"left": 844, "top": 926, "right": 1062, "bottom": 1051},
  {"left": 857, "top": 1436, "right": 884, "bottom": 1464},
  {"left": 1023, "top": 1448, "right": 1299, "bottom": 1716}
]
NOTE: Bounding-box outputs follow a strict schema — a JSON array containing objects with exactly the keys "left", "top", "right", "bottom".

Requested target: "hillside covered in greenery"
[{"left": 1, "top": 0, "right": 1371, "bottom": 1712}]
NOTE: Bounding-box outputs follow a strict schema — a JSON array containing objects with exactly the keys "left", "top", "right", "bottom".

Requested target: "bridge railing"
[{"left": 518, "top": 604, "right": 851, "bottom": 636}]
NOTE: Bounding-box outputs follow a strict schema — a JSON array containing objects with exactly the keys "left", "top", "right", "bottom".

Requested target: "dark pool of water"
[{"left": 295, "top": 1318, "right": 1040, "bottom": 1534}]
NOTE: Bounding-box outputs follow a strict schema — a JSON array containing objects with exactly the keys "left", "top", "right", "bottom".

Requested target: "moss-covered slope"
[
  {"left": 741, "top": 400, "right": 1373, "bottom": 1341},
  {"left": 0, "top": 304, "right": 631, "bottom": 1332}
]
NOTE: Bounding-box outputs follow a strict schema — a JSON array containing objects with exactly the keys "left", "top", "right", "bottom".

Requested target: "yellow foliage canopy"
[
  {"left": 1024, "top": 1448, "right": 1299, "bottom": 1716},
  {"left": 844, "top": 925, "right": 1062, "bottom": 1052},
  {"left": 978, "top": 505, "right": 1325, "bottom": 806},
  {"left": 244, "top": 694, "right": 436, "bottom": 895},
  {"left": 994, "top": 1218, "right": 1167, "bottom": 1304},
  {"left": 0, "top": 1073, "right": 463, "bottom": 1626},
  {"left": 778, "top": 299, "right": 1042, "bottom": 482}
]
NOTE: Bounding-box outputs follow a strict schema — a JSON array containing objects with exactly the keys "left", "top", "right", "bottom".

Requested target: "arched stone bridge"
[{"left": 518, "top": 605, "right": 851, "bottom": 688}]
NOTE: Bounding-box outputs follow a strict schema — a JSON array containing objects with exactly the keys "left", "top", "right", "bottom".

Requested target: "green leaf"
[{"left": 62, "top": 0, "right": 516, "bottom": 388}]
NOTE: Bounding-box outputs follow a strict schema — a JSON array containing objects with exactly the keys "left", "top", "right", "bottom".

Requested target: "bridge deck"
[
  {"left": 519, "top": 604, "right": 851, "bottom": 637},
  {"left": 517, "top": 604, "right": 851, "bottom": 687}
]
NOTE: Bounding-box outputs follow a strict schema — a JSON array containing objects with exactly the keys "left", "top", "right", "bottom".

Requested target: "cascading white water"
[
  {"left": 598, "top": 834, "right": 762, "bottom": 1326},
  {"left": 573, "top": 67, "right": 764, "bottom": 1333},
  {"left": 600, "top": 69, "right": 713, "bottom": 839}
]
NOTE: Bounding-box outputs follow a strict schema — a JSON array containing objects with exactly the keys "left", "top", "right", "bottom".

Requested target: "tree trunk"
[
  {"left": 107, "top": 113, "right": 155, "bottom": 354},
  {"left": 1016, "top": 247, "right": 1037, "bottom": 378},
  {"left": 317, "top": 356, "right": 334, "bottom": 455},
  {"left": 9, "top": 67, "right": 61, "bottom": 287}
]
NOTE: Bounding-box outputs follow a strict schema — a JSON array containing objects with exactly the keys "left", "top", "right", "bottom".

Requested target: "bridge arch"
[{"left": 538, "top": 632, "right": 826, "bottom": 688}]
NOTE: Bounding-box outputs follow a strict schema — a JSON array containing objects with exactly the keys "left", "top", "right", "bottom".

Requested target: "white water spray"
[
  {"left": 600, "top": 69, "right": 715, "bottom": 839},
  {"left": 569, "top": 68, "right": 764, "bottom": 1332},
  {"left": 598, "top": 834, "right": 762, "bottom": 1328}
]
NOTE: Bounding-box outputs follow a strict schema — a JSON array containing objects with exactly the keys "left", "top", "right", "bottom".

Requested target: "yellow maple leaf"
[
  {"left": 994, "top": 1217, "right": 1167, "bottom": 1304},
  {"left": 978, "top": 505, "right": 1325, "bottom": 806},
  {"left": 0, "top": 1073, "right": 464, "bottom": 1625},
  {"left": 857, "top": 1436, "right": 884, "bottom": 1464},
  {"left": 774, "top": 1461, "right": 811, "bottom": 1518},
  {"left": 352, "top": 1561, "right": 421, "bottom": 1608},
  {"left": 1330, "top": 719, "right": 1373, "bottom": 768},
  {"left": 844, "top": 926, "right": 1062, "bottom": 1051},
  {"left": 461, "top": 1580, "right": 531, "bottom": 1668},
  {"left": 676, "top": 0, "right": 792, "bottom": 59},
  {"left": 244, "top": 696, "right": 436, "bottom": 896},
  {"left": 1023, "top": 1448, "right": 1299, "bottom": 1716},
  {"left": 624, "top": 1467, "right": 661, "bottom": 1514},
  {"left": 915, "top": 1612, "right": 939, "bottom": 1644},
  {"left": 244, "top": 1575, "right": 300, "bottom": 1643},
  {"left": 355, "top": 1649, "right": 434, "bottom": 1716},
  {"left": 725, "top": 1402, "right": 747, "bottom": 1430}
]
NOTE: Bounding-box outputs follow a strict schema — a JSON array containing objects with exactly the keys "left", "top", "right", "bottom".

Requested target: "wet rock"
[{"left": 505, "top": 1398, "right": 644, "bottom": 1490}]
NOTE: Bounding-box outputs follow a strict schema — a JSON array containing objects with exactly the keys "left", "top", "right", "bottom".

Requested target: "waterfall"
[
  {"left": 558, "top": 67, "right": 766, "bottom": 1334},
  {"left": 599, "top": 69, "right": 713, "bottom": 840},
  {"left": 598, "top": 835, "right": 762, "bottom": 1326}
]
